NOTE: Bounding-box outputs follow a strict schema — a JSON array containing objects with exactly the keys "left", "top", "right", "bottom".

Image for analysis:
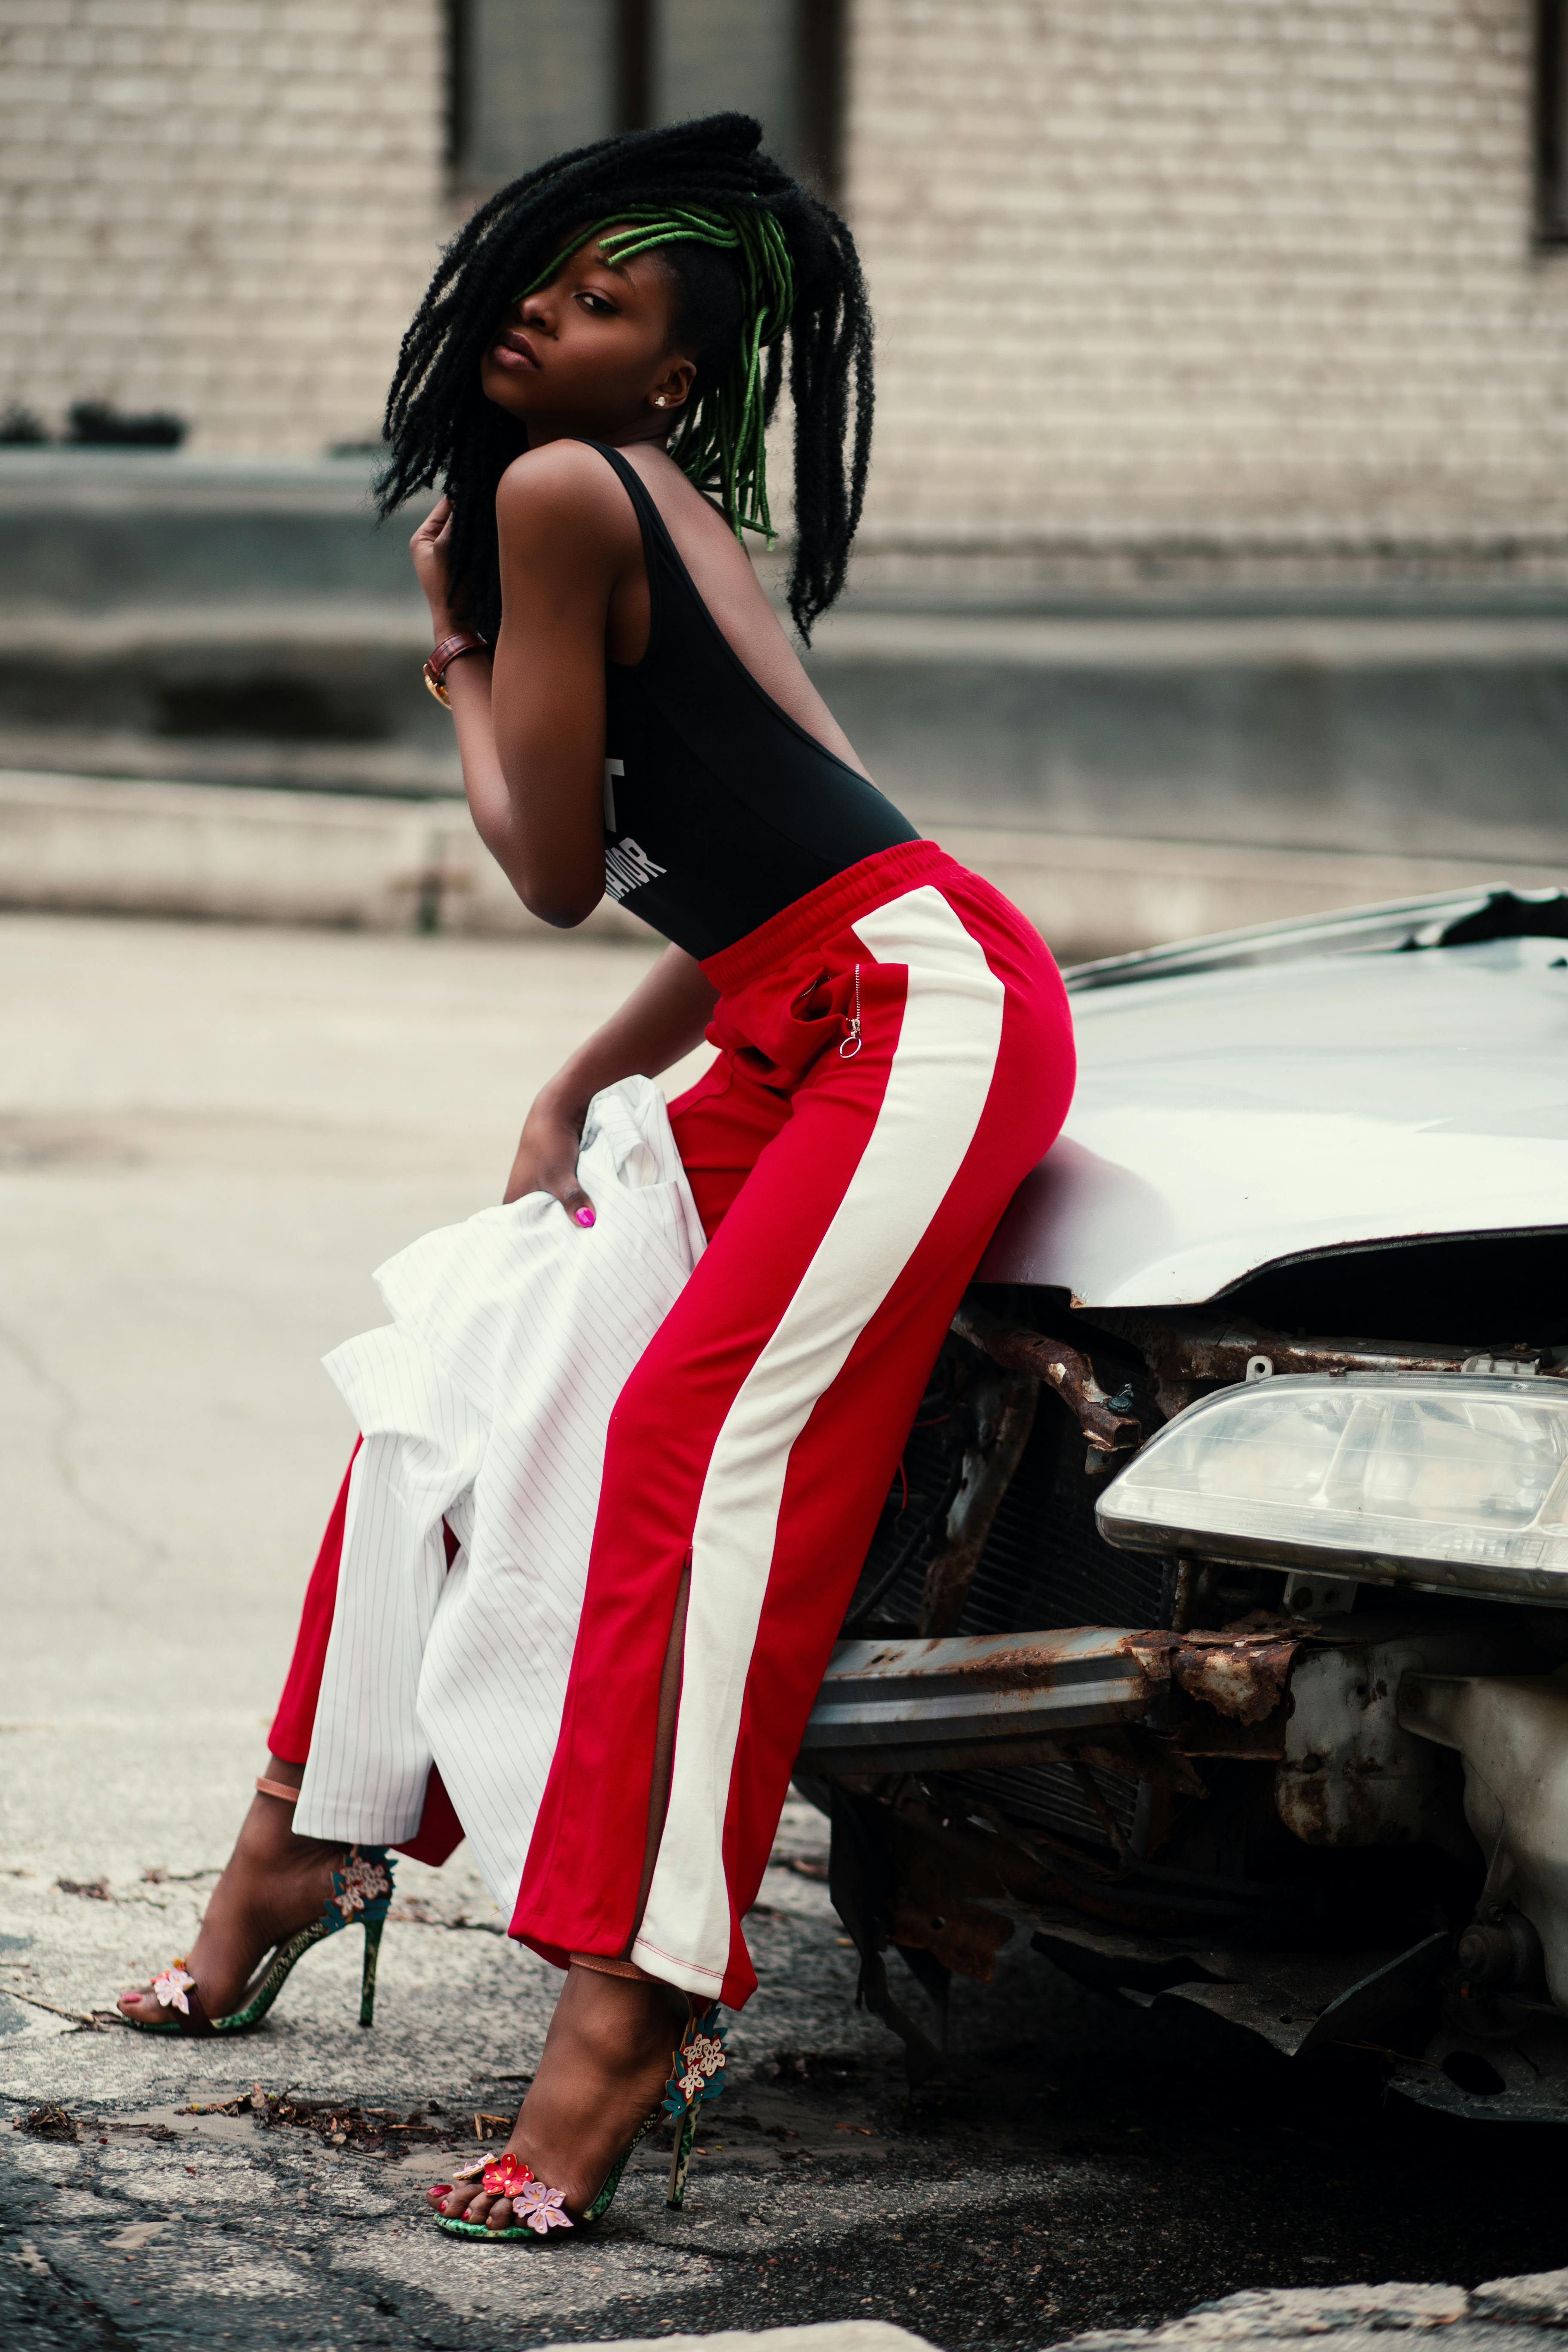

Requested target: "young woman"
[{"left": 118, "top": 113, "right": 1075, "bottom": 2238}]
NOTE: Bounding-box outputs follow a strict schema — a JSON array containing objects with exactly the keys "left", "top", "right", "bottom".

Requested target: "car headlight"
[{"left": 1095, "top": 1374, "right": 1568, "bottom": 1602}]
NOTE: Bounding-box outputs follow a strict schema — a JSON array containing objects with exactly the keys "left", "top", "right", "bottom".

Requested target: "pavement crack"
[
  {"left": 0, "top": 1315, "right": 168, "bottom": 1571},
  {"left": 387, "top": 1907, "right": 506, "bottom": 1934},
  {"left": 7, "top": 2233, "right": 139, "bottom": 2348}
]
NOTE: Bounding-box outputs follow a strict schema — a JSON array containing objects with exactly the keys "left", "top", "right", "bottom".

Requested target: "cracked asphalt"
[{"left": 5, "top": 913, "right": 1568, "bottom": 2352}]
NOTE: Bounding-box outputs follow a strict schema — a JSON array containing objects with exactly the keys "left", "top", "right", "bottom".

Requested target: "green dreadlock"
[{"left": 517, "top": 205, "right": 796, "bottom": 545}]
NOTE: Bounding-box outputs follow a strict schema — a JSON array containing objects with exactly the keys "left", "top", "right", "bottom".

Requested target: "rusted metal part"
[
  {"left": 798, "top": 1627, "right": 1157, "bottom": 1776},
  {"left": 887, "top": 1827, "right": 1018, "bottom": 1980},
  {"left": 888, "top": 1901, "right": 1014, "bottom": 1980},
  {"left": 1082, "top": 1308, "right": 1532, "bottom": 1423},
  {"left": 1124, "top": 1614, "right": 1305, "bottom": 1727},
  {"left": 802, "top": 1619, "right": 1313, "bottom": 1775},
  {"left": 1176, "top": 1634, "right": 1295, "bottom": 1725},
  {"left": 918, "top": 1366, "right": 1038, "bottom": 1636},
  {"left": 952, "top": 1300, "right": 1141, "bottom": 1455}
]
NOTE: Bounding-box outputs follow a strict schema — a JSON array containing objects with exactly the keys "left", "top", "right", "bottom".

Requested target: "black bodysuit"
[{"left": 591, "top": 443, "right": 919, "bottom": 961}]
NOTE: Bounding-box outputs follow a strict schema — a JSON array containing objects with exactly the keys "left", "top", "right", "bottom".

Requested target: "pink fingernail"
[{"left": 574, "top": 1207, "right": 595, "bottom": 1228}]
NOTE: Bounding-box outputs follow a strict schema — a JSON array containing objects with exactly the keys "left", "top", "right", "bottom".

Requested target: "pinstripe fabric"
[{"left": 292, "top": 1078, "right": 704, "bottom": 1914}]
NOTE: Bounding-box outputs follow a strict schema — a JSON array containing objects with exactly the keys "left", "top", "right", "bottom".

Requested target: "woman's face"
[{"left": 479, "top": 229, "right": 696, "bottom": 438}]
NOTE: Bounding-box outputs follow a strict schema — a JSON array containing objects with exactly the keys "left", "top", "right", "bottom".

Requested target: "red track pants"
[{"left": 272, "top": 840, "right": 1074, "bottom": 2008}]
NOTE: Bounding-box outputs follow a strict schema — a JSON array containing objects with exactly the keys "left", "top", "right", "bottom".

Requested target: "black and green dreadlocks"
[
  {"left": 516, "top": 204, "right": 795, "bottom": 545},
  {"left": 376, "top": 113, "right": 873, "bottom": 644}
]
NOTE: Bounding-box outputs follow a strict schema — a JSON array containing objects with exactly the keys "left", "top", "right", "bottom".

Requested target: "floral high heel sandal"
[
  {"left": 122, "top": 1780, "right": 395, "bottom": 2036},
  {"left": 433, "top": 2003, "right": 727, "bottom": 2241}
]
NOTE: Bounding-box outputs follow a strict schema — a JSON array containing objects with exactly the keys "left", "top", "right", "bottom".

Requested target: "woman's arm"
[
  {"left": 410, "top": 446, "right": 635, "bottom": 925},
  {"left": 409, "top": 495, "right": 507, "bottom": 842},
  {"left": 410, "top": 466, "right": 705, "bottom": 1222},
  {"left": 503, "top": 945, "right": 718, "bottom": 1216}
]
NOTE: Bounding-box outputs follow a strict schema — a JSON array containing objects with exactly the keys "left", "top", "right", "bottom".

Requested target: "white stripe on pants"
[{"left": 632, "top": 886, "right": 1006, "bottom": 1991}]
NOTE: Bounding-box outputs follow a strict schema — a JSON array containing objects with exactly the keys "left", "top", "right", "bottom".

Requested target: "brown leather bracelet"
[{"left": 423, "top": 631, "right": 488, "bottom": 707}]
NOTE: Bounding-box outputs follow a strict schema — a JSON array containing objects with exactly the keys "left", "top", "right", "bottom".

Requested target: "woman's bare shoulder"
[{"left": 495, "top": 440, "right": 639, "bottom": 559}]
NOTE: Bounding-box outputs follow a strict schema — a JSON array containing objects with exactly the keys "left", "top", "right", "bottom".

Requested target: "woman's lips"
[{"left": 490, "top": 333, "right": 540, "bottom": 372}]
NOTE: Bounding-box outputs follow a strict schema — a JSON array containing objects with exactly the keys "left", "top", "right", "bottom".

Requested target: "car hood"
[{"left": 978, "top": 935, "right": 1568, "bottom": 1305}]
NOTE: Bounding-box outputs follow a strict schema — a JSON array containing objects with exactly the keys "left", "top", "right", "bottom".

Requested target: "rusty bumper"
[{"left": 796, "top": 1620, "right": 1308, "bottom": 1777}]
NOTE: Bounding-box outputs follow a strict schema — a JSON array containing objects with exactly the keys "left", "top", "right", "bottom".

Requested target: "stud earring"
[{"left": 652, "top": 396, "right": 667, "bottom": 408}]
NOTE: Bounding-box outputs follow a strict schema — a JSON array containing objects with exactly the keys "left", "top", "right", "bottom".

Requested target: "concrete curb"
[
  {"left": 0, "top": 766, "right": 647, "bottom": 941},
  {"left": 530, "top": 2278, "right": 1568, "bottom": 2352},
  {"left": 4, "top": 766, "right": 1565, "bottom": 961},
  {"left": 1055, "top": 2272, "right": 1568, "bottom": 2352},
  {"left": 538, "top": 2330, "right": 931, "bottom": 2352}
]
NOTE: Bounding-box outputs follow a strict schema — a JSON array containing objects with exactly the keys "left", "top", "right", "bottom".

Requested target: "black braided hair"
[{"left": 376, "top": 113, "right": 873, "bottom": 644}]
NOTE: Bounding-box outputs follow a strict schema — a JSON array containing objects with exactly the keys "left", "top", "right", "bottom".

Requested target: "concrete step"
[
  {"left": 4, "top": 766, "right": 1563, "bottom": 961},
  {"left": 4, "top": 597, "right": 1568, "bottom": 865}
]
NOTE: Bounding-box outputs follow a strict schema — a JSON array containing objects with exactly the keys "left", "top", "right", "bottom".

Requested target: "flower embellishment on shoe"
[
  {"left": 330, "top": 1853, "right": 391, "bottom": 1921},
  {"left": 480, "top": 2150, "right": 573, "bottom": 2233},
  {"left": 512, "top": 2180, "right": 573, "bottom": 2235},
  {"left": 150, "top": 1960, "right": 196, "bottom": 2015},
  {"left": 480, "top": 2150, "right": 533, "bottom": 2199},
  {"left": 663, "top": 2011, "right": 728, "bottom": 2116}
]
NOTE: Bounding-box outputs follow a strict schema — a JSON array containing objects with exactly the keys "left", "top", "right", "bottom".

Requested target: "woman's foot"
[
  {"left": 117, "top": 1761, "right": 349, "bottom": 2026},
  {"left": 429, "top": 1967, "right": 689, "bottom": 2231}
]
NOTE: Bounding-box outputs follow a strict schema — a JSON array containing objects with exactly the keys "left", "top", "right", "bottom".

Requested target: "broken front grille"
[{"left": 842, "top": 1336, "right": 1169, "bottom": 1853}]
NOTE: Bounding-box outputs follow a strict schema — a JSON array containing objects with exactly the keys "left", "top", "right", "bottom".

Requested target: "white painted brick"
[
  {"left": 0, "top": 0, "right": 444, "bottom": 454},
  {"left": 3, "top": 0, "right": 1564, "bottom": 538},
  {"left": 847, "top": 0, "right": 1568, "bottom": 543}
]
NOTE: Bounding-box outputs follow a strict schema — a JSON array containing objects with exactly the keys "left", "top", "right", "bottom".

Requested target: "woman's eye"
[{"left": 578, "top": 292, "right": 615, "bottom": 316}]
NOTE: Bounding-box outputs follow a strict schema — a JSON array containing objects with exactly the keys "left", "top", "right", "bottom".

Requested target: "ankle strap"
[
  {"left": 570, "top": 1950, "right": 658, "bottom": 1982},
  {"left": 254, "top": 1775, "right": 301, "bottom": 1804}
]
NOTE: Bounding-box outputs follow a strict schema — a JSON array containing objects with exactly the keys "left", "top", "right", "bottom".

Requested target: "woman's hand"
[
  {"left": 503, "top": 1087, "right": 597, "bottom": 1225},
  {"left": 410, "top": 495, "right": 459, "bottom": 637},
  {"left": 499, "top": 946, "right": 717, "bottom": 1224}
]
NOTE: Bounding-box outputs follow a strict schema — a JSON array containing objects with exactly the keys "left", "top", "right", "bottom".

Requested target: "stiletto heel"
[
  {"left": 432, "top": 2001, "right": 727, "bottom": 2241},
  {"left": 666, "top": 2104, "right": 698, "bottom": 2211},
  {"left": 661, "top": 2005, "right": 726, "bottom": 2210},
  {"left": 121, "top": 1847, "right": 395, "bottom": 2037},
  {"left": 360, "top": 1913, "right": 386, "bottom": 2028}
]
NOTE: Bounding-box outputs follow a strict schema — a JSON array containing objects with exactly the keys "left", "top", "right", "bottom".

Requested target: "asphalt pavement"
[{"left": 5, "top": 913, "right": 1568, "bottom": 2352}]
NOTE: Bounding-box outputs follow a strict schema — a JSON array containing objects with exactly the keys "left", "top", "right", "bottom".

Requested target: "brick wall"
[
  {"left": 846, "top": 0, "right": 1568, "bottom": 550},
  {"left": 4, "top": 0, "right": 1565, "bottom": 551},
  {"left": 0, "top": 0, "right": 446, "bottom": 457}
]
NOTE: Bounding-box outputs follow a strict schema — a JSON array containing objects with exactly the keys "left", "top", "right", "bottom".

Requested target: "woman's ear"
[{"left": 649, "top": 355, "right": 697, "bottom": 414}]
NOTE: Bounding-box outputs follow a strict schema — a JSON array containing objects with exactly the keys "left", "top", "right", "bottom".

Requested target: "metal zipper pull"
[{"left": 839, "top": 964, "right": 863, "bottom": 1060}]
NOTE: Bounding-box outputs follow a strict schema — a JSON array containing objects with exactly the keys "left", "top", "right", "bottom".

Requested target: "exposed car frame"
[{"left": 797, "top": 886, "right": 1568, "bottom": 2123}]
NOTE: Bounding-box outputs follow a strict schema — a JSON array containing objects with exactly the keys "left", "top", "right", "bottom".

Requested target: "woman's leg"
[
  {"left": 115, "top": 1769, "right": 356, "bottom": 2024},
  {"left": 119, "top": 1445, "right": 467, "bottom": 2022},
  {"left": 438, "top": 866, "right": 1074, "bottom": 2226},
  {"left": 118, "top": 1456, "right": 365, "bottom": 2022}
]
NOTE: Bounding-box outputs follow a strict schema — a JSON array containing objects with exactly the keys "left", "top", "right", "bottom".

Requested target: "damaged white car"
[{"left": 798, "top": 885, "right": 1568, "bottom": 2122}]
